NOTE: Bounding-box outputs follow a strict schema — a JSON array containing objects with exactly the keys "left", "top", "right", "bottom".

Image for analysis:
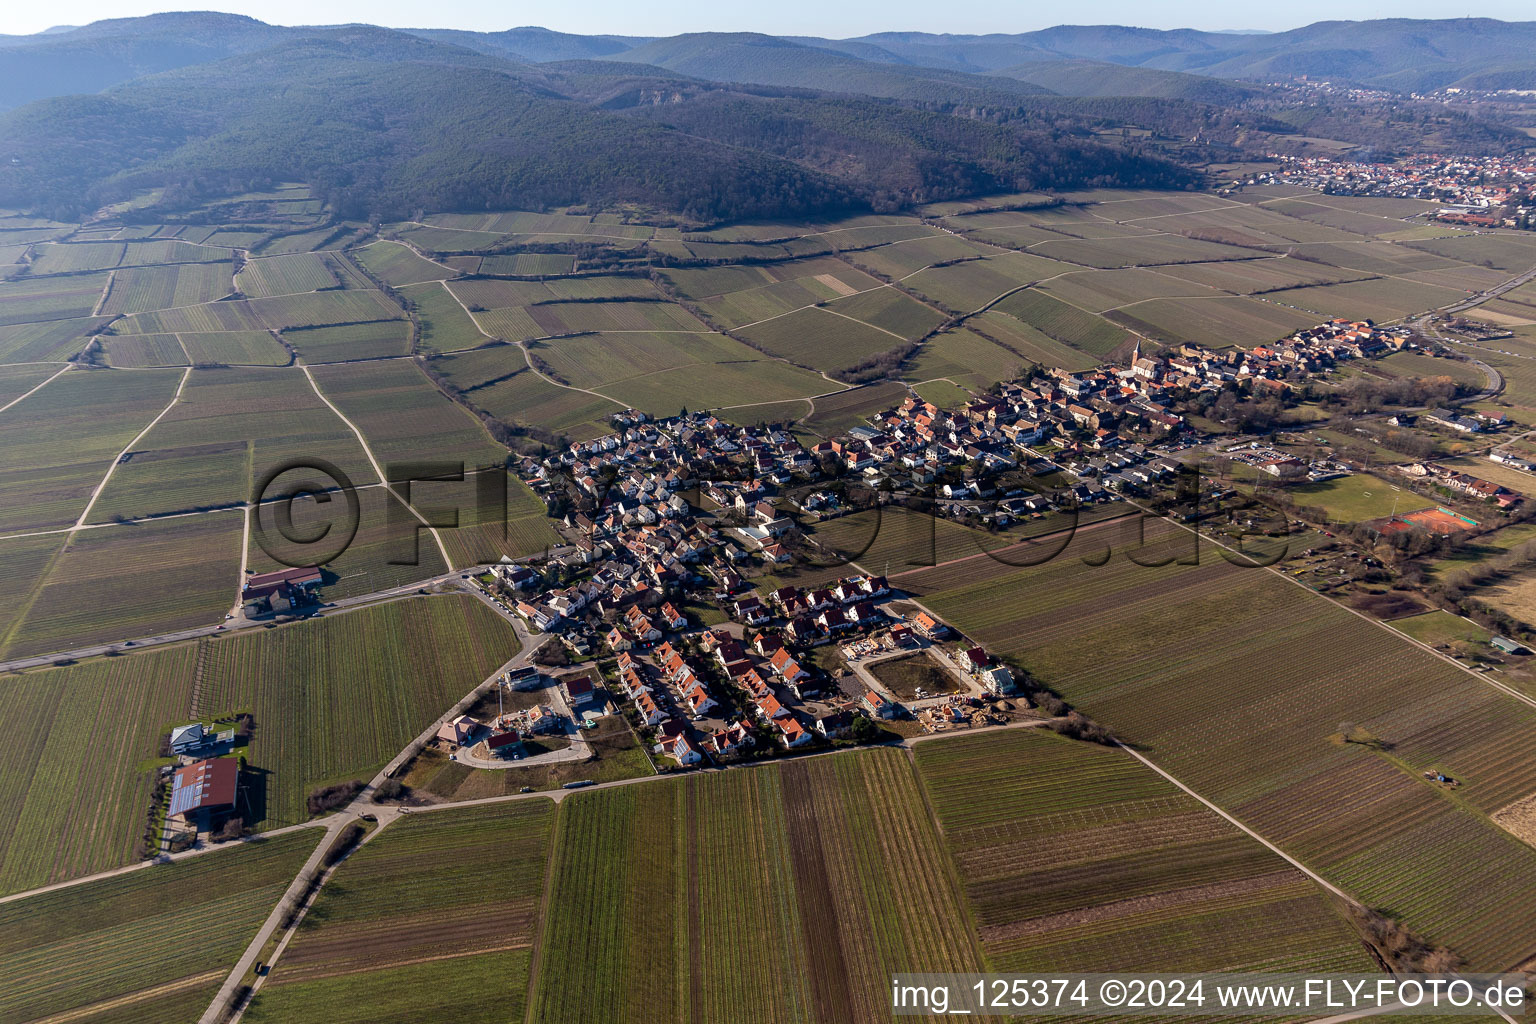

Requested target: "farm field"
[
  {"left": 1108, "top": 295, "right": 1318, "bottom": 348},
  {"left": 87, "top": 365, "right": 377, "bottom": 523},
  {"left": 902, "top": 252, "right": 1074, "bottom": 312},
  {"left": 99, "top": 261, "right": 233, "bottom": 315},
  {"left": 307, "top": 359, "right": 506, "bottom": 468},
  {"left": 0, "top": 272, "right": 110, "bottom": 325},
  {"left": 247, "top": 485, "right": 450, "bottom": 597},
  {"left": 0, "top": 644, "right": 197, "bottom": 894},
  {"left": 0, "top": 831, "right": 318, "bottom": 1022},
  {"left": 915, "top": 730, "right": 1376, "bottom": 973},
  {"left": 1036, "top": 267, "right": 1226, "bottom": 312},
  {"left": 1269, "top": 277, "right": 1469, "bottom": 322},
  {"left": 1032, "top": 233, "right": 1264, "bottom": 269},
  {"left": 912, "top": 519, "right": 1536, "bottom": 968},
  {"left": 737, "top": 306, "right": 906, "bottom": 374},
  {"left": 845, "top": 233, "right": 1003, "bottom": 278},
  {"left": 3, "top": 509, "right": 243, "bottom": 659},
  {"left": 246, "top": 800, "right": 554, "bottom": 1024},
  {"left": 1406, "top": 234, "right": 1536, "bottom": 274},
  {"left": 236, "top": 252, "right": 338, "bottom": 297},
  {"left": 903, "top": 327, "right": 1043, "bottom": 389},
  {"left": 664, "top": 256, "right": 882, "bottom": 328},
  {"left": 0, "top": 363, "right": 56, "bottom": 405},
  {"left": 824, "top": 285, "right": 946, "bottom": 340},
  {"left": 991, "top": 288, "right": 1132, "bottom": 358},
  {"left": 434, "top": 471, "right": 561, "bottom": 566},
  {"left": 439, "top": 347, "right": 623, "bottom": 440},
  {"left": 284, "top": 319, "right": 412, "bottom": 362},
  {"left": 0, "top": 366, "right": 182, "bottom": 533},
  {"left": 529, "top": 748, "right": 981, "bottom": 1024},
  {"left": 101, "top": 332, "right": 189, "bottom": 366},
  {"left": 599, "top": 356, "right": 832, "bottom": 416},
  {"left": 352, "top": 240, "right": 454, "bottom": 286},
  {"left": 533, "top": 329, "right": 760, "bottom": 390},
  {"left": 477, "top": 252, "right": 577, "bottom": 275},
  {"left": 0, "top": 316, "right": 110, "bottom": 362},
  {"left": 798, "top": 380, "right": 906, "bottom": 437},
  {"left": 399, "top": 279, "right": 488, "bottom": 352},
  {"left": 179, "top": 329, "right": 290, "bottom": 365},
  {"left": 194, "top": 595, "right": 520, "bottom": 827}
]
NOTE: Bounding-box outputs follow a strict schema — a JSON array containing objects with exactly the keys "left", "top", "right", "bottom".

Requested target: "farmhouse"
[
  {"left": 167, "top": 757, "right": 238, "bottom": 822},
  {"left": 240, "top": 566, "right": 322, "bottom": 615}
]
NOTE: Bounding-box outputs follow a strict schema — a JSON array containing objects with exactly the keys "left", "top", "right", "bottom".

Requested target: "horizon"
[{"left": 2, "top": 2, "right": 1534, "bottom": 40}]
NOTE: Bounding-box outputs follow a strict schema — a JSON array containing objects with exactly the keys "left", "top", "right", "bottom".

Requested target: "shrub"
[{"left": 307, "top": 780, "right": 366, "bottom": 816}]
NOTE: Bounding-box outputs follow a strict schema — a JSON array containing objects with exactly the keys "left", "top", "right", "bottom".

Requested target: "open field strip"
[{"left": 0, "top": 831, "right": 319, "bottom": 1024}]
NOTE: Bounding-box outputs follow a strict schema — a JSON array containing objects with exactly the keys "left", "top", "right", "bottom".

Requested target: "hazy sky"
[{"left": 1, "top": 0, "right": 1531, "bottom": 38}]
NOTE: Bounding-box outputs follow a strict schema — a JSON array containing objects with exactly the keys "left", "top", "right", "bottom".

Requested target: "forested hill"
[
  {"left": 0, "top": 24, "right": 1194, "bottom": 224},
  {"left": 3, "top": 13, "right": 1534, "bottom": 224}
]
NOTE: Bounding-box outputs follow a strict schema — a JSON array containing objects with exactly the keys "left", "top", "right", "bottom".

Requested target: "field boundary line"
[
  {"left": 298, "top": 363, "right": 456, "bottom": 572},
  {"left": 1112, "top": 741, "right": 1354, "bottom": 904},
  {"left": 0, "top": 363, "right": 70, "bottom": 414},
  {"left": 1131, "top": 499, "right": 1536, "bottom": 715},
  {"left": 27, "top": 968, "right": 228, "bottom": 1024},
  {"left": 73, "top": 365, "right": 191, "bottom": 529}
]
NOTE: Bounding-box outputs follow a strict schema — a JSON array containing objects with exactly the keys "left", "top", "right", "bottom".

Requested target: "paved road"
[{"left": 0, "top": 559, "right": 558, "bottom": 674}]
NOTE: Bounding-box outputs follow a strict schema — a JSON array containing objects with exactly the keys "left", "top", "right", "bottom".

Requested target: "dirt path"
[
  {"left": 298, "top": 362, "right": 456, "bottom": 571},
  {"left": 0, "top": 363, "right": 71, "bottom": 414},
  {"left": 73, "top": 364, "right": 191, "bottom": 528}
]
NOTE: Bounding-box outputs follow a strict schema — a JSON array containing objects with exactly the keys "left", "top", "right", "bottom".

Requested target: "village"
[
  {"left": 1255, "top": 152, "right": 1536, "bottom": 228},
  {"left": 410, "top": 315, "right": 1516, "bottom": 774}
]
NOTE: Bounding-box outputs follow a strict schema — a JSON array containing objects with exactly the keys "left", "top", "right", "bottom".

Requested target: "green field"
[
  {"left": 352, "top": 241, "right": 455, "bottom": 286},
  {"left": 478, "top": 252, "right": 577, "bottom": 275},
  {"left": 87, "top": 365, "right": 376, "bottom": 523},
  {"left": 1108, "top": 295, "right": 1317, "bottom": 348},
  {"left": 99, "top": 261, "right": 233, "bottom": 315},
  {"left": 0, "top": 831, "right": 318, "bottom": 1021},
  {"left": 0, "top": 316, "right": 110, "bottom": 362},
  {"left": 1389, "top": 609, "right": 1493, "bottom": 648},
  {"left": 0, "top": 644, "right": 199, "bottom": 893},
  {"left": 236, "top": 252, "right": 339, "bottom": 297},
  {"left": 738, "top": 306, "right": 905, "bottom": 374},
  {"left": 194, "top": 595, "right": 520, "bottom": 827},
  {"left": 0, "top": 272, "right": 110, "bottom": 326},
  {"left": 1282, "top": 472, "right": 1417, "bottom": 523},
  {"left": 913, "top": 520, "right": 1536, "bottom": 968},
  {"left": 284, "top": 319, "right": 412, "bottom": 362},
  {"left": 916, "top": 730, "right": 1376, "bottom": 972},
  {"left": 0, "top": 366, "right": 182, "bottom": 532},
  {"left": 992, "top": 288, "right": 1132, "bottom": 358},
  {"left": 247, "top": 800, "right": 553, "bottom": 1024},
  {"left": 3, "top": 509, "right": 242, "bottom": 659},
  {"left": 400, "top": 280, "right": 489, "bottom": 352},
  {"left": 101, "top": 332, "right": 189, "bottom": 367},
  {"left": 307, "top": 359, "right": 506, "bottom": 467},
  {"left": 433, "top": 343, "right": 624, "bottom": 440},
  {"left": 530, "top": 748, "right": 981, "bottom": 1024}
]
